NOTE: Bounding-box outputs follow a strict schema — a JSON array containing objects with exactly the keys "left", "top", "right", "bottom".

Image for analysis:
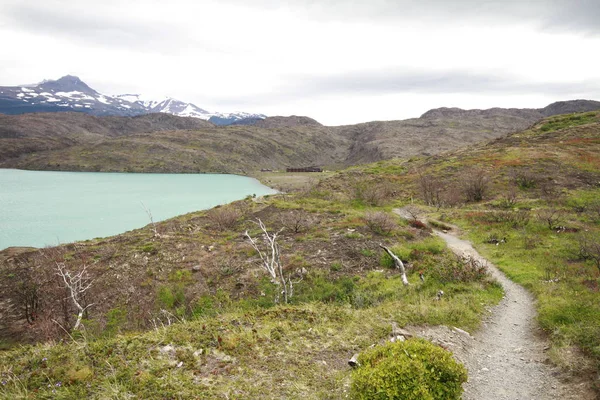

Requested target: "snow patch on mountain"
[{"left": 1, "top": 75, "right": 266, "bottom": 124}]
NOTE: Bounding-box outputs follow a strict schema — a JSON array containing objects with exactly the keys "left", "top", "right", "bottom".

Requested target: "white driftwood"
[
  {"left": 245, "top": 219, "right": 301, "bottom": 303},
  {"left": 56, "top": 263, "right": 94, "bottom": 330},
  {"left": 379, "top": 244, "right": 409, "bottom": 285}
]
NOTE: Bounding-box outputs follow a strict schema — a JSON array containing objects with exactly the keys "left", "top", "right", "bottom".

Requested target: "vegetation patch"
[{"left": 351, "top": 338, "right": 467, "bottom": 400}]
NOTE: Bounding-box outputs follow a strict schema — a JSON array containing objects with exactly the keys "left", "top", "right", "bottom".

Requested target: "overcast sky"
[{"left": 1, "top": 0, "right": 599, "bottom": 125}]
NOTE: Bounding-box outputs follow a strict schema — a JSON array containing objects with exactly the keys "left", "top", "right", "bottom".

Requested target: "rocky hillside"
[
  {"left": 1, "top": 100, "right": 598, "bottom": 173},
  {"left": 0, "top": 112, "right": 213, "bottom": 162}
]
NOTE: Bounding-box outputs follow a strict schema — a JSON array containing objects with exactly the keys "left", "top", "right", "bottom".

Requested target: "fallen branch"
[{"left": 379, "top": 244, "right": 409, "bottom": 285}]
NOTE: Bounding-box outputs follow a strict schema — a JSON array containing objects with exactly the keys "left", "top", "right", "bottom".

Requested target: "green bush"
[
  {"left": 296, "top": 273, "right": 356, "bottom": 303},
  {"left": 351, "top": 339, "right": 467, "bottom": 400},
  {"left": 104, "top": 307, "right": 127, "bottom": 337},
  {"left": 157, "top": 285, "right": 185, "bottom": 309}
]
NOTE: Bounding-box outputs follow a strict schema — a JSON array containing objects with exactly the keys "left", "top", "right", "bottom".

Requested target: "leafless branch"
[
  {"left": 140, "top": 201, "right": 159, "bottom": 237},
  {"left": 245, "top": 219, "right": 293, "bottom": 303},
  {"left": 55, "top": 263, "right": 94, "bottom": 331},
  {"left": 379, "top": 244, "right": 409, "bottom": 286}
]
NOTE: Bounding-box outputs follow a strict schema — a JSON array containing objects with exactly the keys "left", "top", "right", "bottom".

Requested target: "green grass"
[
  {"left": 3, "top": 109, "right": 599, "bottom": 397},
  {"left": 538, "top": 112, "right": 598, "bottom": 133},
  {"left": 450, "top": 197, "right": 600, "bottom": 367},
  {"left": 0, "top": 190, "right": 505, "bottom": 399},
  {"left": 0, "top": 268, "right": 501, "bottom": 399}
]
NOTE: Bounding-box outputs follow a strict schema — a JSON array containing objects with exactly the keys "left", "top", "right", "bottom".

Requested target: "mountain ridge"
[
  {"left": 1, "top": 100, "right": 599, "bottom": 174},
  {"left": 0, "top": 75, "right": 265, "bottom": 125}
]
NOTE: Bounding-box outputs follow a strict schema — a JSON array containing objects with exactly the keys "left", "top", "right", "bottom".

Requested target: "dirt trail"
[
  {"left": 394, "top": 209, "right": 595, "bottom": 399},
  {"left": 438, "top": 231, "right": 572, "bottom": 399}
]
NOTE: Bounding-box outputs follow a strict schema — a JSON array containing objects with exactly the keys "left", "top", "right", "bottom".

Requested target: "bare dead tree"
[
  {"left": 588, "top": 200, "right": 600, "bottom": 221},
  {"left": 379, "top": 244, "right": 409, "bottom": 286},
  {"left": 6, "top": 262, "right": 40, "bottom": 324},
  {"left": 536, "top": 208, "right": 565, "bottom": 230},
  {"left": 364, "top": 211, "right": 397, "bottom": 235},
  {"left": 403, "top": 205, "right": 421, "bottom": 221},
  {"left": 578, "top": 234, "right": 600, "bottom": 274},
  {"left": 460, "top": 169, "right": 489, "bottom": 202},
  {"left": 539, "top": 180, "right": 560, "bottom": 200},
  {"left": 498, "top": 186, "right": 518, "bottom": 209},
  {"left": 245, "top": 219, "right": 301, "bottom": 303},
  {"left": 511, "top": 168, "right": 538, "bottom": 189},
  {"left": 140, "top": 201, "right": 159, "bottom": 237},
  {"left": 418, "top": 173, "right": 444, "bottom": 207},
  {"left": 278, "top": 210, "right": 314, "bottom": 234},
  {"left": 55, "top": 263, "right": 94, "bottom": 331}
]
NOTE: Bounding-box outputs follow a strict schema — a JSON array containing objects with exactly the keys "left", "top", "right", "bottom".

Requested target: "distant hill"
[
  {"left": 540, "top": 100, "right": 600, "bottom": 116},
  {"left": 0, "top": 112, "right": 213, "bottom": 162},
  {"left": 0, "top": 100, "right": 599, "bottom": 174}
]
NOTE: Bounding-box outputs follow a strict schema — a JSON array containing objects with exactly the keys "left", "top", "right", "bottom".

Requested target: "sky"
[{"left": 1, "top": 0, "right": 599, "bottom": 125}]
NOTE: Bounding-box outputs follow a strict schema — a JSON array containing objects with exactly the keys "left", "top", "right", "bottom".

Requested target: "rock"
[
  {"left": 391, "top": 322, "right": 413, "bottom": 339},
  {"left": 159, "top": 345, "right": 176, "bottom": 359},
  {"left": 191, "top": 265, "right": 202, "bottom": 272},
  {"left": 453, "top": 327, "right": 472, "bottom": 338},
  {"left": 212, "top": 349, "right": 233, "bottom": 362}
]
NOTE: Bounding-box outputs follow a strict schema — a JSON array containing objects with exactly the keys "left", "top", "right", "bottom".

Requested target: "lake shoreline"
[{"left": 0, "top": 169, "right": 276, "bottom": 250}]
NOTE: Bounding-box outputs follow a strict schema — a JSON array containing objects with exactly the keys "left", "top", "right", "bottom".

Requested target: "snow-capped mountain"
[
  {"left": 0, "top": 75, "right": 147, "bottom": 116},
  {"left": 115, "top": 94, "right": 265, "bottom": 125},
  {"left": 0, "top": 75, "right": 266, "bottom": 125}
]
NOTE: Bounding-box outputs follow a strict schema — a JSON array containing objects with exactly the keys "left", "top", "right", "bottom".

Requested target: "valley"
[
  {"left": 0, "top": 110, "right": 599, "bottom": 398},
  {"left": 2, "top": 99, "right": 599, "bottom": 175}
]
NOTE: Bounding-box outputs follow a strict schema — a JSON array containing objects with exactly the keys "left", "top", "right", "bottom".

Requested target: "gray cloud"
[
  {"left": 213, "top": 68, "right": 600, "bottom": 106},
  {"left": 223, "top": 0, "right": 600, "bottom": 35},
  {"left": 300, "top": 69, "right": 600, "bottom": 96},
  {"left": 0, "top": 2, "right": 226, "bottom": 54}
]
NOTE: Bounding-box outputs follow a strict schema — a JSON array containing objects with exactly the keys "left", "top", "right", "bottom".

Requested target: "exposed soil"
[{"left": 394, "top": 208, "right": 596, "bottom": 399}]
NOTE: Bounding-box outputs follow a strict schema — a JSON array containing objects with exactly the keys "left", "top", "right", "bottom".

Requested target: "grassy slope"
[
  {"left": 0, "top": 111, "right": 598, "bottom": 397},
  {"left": 0, "top": 187, "right": 501, "bottom": 398},
  {"left": 320, "top": 110, "right": 600, "bottom": 377}
]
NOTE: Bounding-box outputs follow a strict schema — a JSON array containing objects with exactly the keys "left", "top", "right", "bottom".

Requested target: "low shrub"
[
  {"left": 408, "top": 219, "right": 431, "bottom": 231},
  {"left": 353, "top": 181, "right": 396, "bottom": 206},
  {"left": 511, "top": 168, "right": 538, "bottom": 190},
  {"left": 364, "top": 211, "right": 397, "bottom": 235},
  {"left": 479, "top": 210, "right": 530, "bottom": 228},
  {"left": 428, "top": 219, "right": 453, "bottom": 231},
  {"left": 207, "top": 206, "right": 241, "bottom": 230},
  {"left": 460, "top": 169, "right": 489, "bottom": 202},
  {"left": 278, "top": 210, "right": 314, "bottom": 233},
  {"left": 424, "top": 255, "right": 489, "bottom": 284},
  {"left": 351, "top": 338, "right": 467, "bottom": 400}
]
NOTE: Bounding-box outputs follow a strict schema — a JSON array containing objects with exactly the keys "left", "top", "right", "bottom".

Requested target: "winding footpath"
[
  {"left": 394, "top": 209, "right": 595, "bottom": 399},
  {"left": 439, "top": 231, "right": 571, "bottom": 399}
]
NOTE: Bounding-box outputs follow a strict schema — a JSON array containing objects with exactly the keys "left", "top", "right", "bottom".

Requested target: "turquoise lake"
[{"left": 0, "top": 169, "right": 277, "bottom": 250}]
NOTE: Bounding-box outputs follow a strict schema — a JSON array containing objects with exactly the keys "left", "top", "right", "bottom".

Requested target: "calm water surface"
[{"left": 0, "top": 169, "right": 276, "bottom": 249}]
